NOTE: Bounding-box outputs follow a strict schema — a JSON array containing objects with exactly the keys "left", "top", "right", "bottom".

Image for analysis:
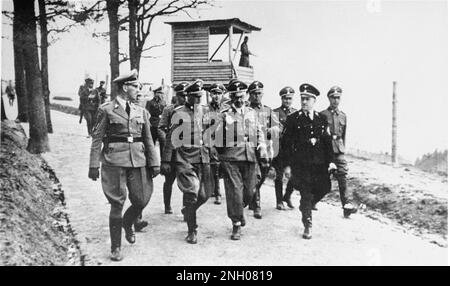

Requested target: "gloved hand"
[
  {"left": 88, "top": 167, "right": 99, "bottom": 181},
  {"left": 150, "top": 166, "right": 160, "bottom": 178},
  {"left": 161, "top": 162, "right": 171, "bottom": 176}
]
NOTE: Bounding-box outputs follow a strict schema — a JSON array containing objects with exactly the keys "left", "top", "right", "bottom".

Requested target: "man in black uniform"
[
  {"left": 272, "top": 86, "right": 297, "bottom": 210},
  {"left": 320, "top": 86, "right": 357, "bottom": 218},
  {"left": 161, "top": 80, "right": 213, "bottom": 244},
  {"left": 247, "top": 80, "right": 278, "bottom": 219},
  {"left": 88, "top": 69, "right": 160, "bottom": 261},
  {"left": 158, "top": 82, "right": 189, "bottom": 214},
  {"left": 281, "top": 83, "right": 336, "bottom": 239}
]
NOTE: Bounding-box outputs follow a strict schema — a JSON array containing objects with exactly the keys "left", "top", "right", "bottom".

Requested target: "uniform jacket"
[
  {"left": 217, "top": 105, "right": 266, "bottom": 162},
  {"left": 78, "top": 85, "right": 92, "bottom": 110},
  {"left": 89, "top": 98, "right": 160, "bottom": 168},
  {"left": 145, "top": 97, "right": 167, "bottom": 127},
  {"left": 320, "top": 107, "right": 346, "bottom": 154},
  {"left": 273, "top": 105, "right": 297, "bottom": 132},
  {"left": 161, "top": 104, "right": 211, "bottom": 164},
  {"left": 281, "top": 110, "right": 334, "bottom": 166}
]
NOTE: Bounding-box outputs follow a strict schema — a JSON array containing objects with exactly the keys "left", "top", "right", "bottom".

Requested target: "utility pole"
[{"left": 392, "top": 81, "right": 398, "bottom": 165}]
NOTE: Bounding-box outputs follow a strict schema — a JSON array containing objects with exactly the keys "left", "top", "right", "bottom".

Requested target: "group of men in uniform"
[
  {"left": 88, "top": 68, "right": 356, "bottom": 261},
  {"left": 78, "top": 78, "right": 107, "bottom": 137}
]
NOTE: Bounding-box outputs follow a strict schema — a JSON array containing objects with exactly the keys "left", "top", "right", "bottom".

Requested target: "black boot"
[
  {"left": 301, "top": 213, "right": 312, "bottom": 239},
  {"left": 134, "top": 213, "right": 148, "bottom": 232},
  {"left": 123, "top": 207, "right": 137, "bottom": 244},
  {"left": 252, "top": 189, "right": 262, "bottom": 219},
  {"left": 185, "top": 206, "right": 198, "bottom": 244},
  {"left": 283, "top": 181, "right": 295, "bottom": 209},
  {"left": 109, "top": 218, "right": 123, "bottom": 261},
  {"left": 163, "top": 181, "right": 173, "bottom": 214},
  {"left": 231, "top": 223, "right": 241, "bottom": 240},
  {"left": 275, "top": 178, "right": 284, "bottom": 210}
]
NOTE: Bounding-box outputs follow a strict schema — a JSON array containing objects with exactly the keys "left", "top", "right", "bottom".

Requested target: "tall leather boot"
[
  {"left": 185, "top": 205, "right": 197, "bottom": 244},
  {"left": 338, "top": 176, "right": 357, "bottom": 218},
  {"left": 109, "top": 217, "right": 123, "bottom": 261},
  {"left": 252, "top": 189, "right": 262, "bottom": 219},
  {"left": 301, "top": 212, "right": 312, "bottom": 239},
  {"left": 134, "top": 212, "right": 148, "bottom": 232},
  {"left": 274, "top": 177, "right": 284, "bottom": 210},
  {"left": 163, "top": 180, "right": 173, "bottom": 214},
  {"left": 123, "top": 206, "right": 138, "bottom": 244},
  {"left": 283, "top": 180, "right": 295, "bottom": 209}
]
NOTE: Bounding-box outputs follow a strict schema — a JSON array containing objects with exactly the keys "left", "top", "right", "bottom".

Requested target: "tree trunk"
[
  {"left": 14, "top": 0, "right": 50, "bottom": 154},
  {"left": 106, "top": 0, "right": 121, "bottom": 100},
  {"left": 13, "top": 3, "right": 28, "bottom": 122},
  {"left": 128, "top": 0, "right": 138, "bottom": 71},
  {"left": 38, "top": 0, "right": 53, "bottom": 133},
  {"left": 1, "top": 96, "right": 6, "bottom": 121}
]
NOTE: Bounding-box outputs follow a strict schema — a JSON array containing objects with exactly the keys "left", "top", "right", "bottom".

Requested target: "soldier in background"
[
  {"left": 272, "top": 86, "right": 297, "bottom": 210},
  {"left": 145, "top": 86, "right": 167, "bottom": 155},
  {"left": 6, "top": 80, "right": 16, "bottom": 107},
  {"left": 95, "top": 80, "right": 108, "bottom": 104},
  {"left": 218, "top": 80, "right": 269, "bottom": 240},
  {"left": 207, "top": 83, "right": 227, "bottom": 205},
  {"left": 320, "top": 86, "right": 357, "bottom": 218},
  {"left": 158, "top": 82, "right": 189, "bottom": 214},
  {"left": 281, "top": 83, "right": 336, "bottom": 239},
  {"left": 88, "top": 69, "right": 160, "bottom": 261},
  {"left": 78, "top": 77, "right": 95, "bottom": 136},
  {"left": 247, "top": 80, "right": 278, "bottom": 219},
  {"left": 161, "top": 80, "right": 212, "bottom": 244}
]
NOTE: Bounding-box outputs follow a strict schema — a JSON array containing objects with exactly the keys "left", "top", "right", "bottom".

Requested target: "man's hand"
[
  {"left": 328, "top": 162, "right": 337, "bottom": 173},
  {"left": 88, "top": 167, "right": 99, "bottom": 181},
  {"left": 151, "top": 166, "right": 161, "bottom": 178},
  {"left": 160, "top": 162, "right": 171, "bottom": 176}
]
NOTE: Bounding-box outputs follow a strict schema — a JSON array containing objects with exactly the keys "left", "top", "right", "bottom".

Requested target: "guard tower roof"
[{"left": 165, "top": 18, "right": 261, "bottom": 34}]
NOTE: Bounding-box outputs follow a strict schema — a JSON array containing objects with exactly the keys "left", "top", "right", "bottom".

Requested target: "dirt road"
[{"left": 40, "top": 110, "right": 447, "bottom": 266}]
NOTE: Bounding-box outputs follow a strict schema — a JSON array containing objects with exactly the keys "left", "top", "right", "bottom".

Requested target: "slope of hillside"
[
  {"left": 0, "top": 120, "right": 82, "bottom": 265},
  {"left": 324, "top": 155, "right": 447, "bottom": 246}
]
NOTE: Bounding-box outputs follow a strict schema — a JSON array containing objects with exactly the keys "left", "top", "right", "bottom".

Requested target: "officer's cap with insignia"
[
  {"left": 247, "top": 80, "right": 264, "bottom": 93},
  {"left": 210, "top": 83, "right": 226, "bottom": 94},
  {"left": 185, "top": 79, "right": 204, "bottom": 97},
  {"left": 174, "top": 81, "right": 190, "bottom": 96},
  {"left": 327, "top": 86, "right": 342, "bottom": 98},
  {"left": 279, "top": 86, "right": 295, "bottom": 97},
  {"left": 112, "top": 69, "right": 139, "bottom": 86},
  {"left": 85, "top": 76, "right": 94, "bottom": 83},
  {"left": 299, "top": 83, "right": 320, "bottom": 99},
  {"left": 227, "top": 79, "right": 248, "bottom": 97}
]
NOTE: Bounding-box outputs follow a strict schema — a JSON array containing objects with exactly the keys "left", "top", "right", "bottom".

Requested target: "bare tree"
[
  {"left": 13, "top": 0, "right": 50, "bottom": 153},
  {"left": 106, "top": 0, "right": 123, "bottom": 99},
  {"left": 127, "top": 0, "right": 211, "bottom": 71}
]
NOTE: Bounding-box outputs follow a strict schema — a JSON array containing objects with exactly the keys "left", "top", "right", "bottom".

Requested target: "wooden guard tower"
[{"left": 165, "top": 18, "right": 261, "bottom": 87}]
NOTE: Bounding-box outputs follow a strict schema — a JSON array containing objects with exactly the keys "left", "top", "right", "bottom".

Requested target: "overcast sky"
[{"left": 1, "top": 0, "right": 448, "bottom": 161}]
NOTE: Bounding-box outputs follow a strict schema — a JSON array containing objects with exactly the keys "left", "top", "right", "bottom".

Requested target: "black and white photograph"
[{"left": 0, "top": 0, "right": 448, "bottom": 267}]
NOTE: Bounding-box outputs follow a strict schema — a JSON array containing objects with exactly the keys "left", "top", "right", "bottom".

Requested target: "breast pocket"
[{"left": 131, "top": 117, "right": 145, "bottom": 133}]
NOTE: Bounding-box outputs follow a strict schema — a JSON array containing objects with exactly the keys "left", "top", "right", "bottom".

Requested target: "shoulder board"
[
  {"left": 220, "top": 106, "right": 231, "bottom": 113},
  {"left": 174, "top": 105, "right": 184, "bottom": 111}
]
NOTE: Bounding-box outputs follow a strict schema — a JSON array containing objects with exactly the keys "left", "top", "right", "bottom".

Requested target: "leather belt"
[{"left": 106, "top": 136, "right": 143, "bottom": 143}]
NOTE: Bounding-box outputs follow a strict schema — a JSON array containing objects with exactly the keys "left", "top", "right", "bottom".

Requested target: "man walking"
[
  {"left": 218, "top": 80, "right": 269, "bottom": 240},
  {"left": 320, "top": 86, "right": 357, "bottom": 218},
  {"left": 281, "top": 83, "right": 336, "bottom": 239},
  {"left": 161, "top": 80, "right": 213, "bottom": 244},
  {"left": 88, "top": 69, "right": 160, "bottom": 261},
  {"left": 272, "top": 86, "right": 297, "bottom": 210}
]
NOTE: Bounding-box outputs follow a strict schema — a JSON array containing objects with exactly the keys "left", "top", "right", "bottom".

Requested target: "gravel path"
[{"left": 40, "top": 110, "right": 447, "bottom": 266}]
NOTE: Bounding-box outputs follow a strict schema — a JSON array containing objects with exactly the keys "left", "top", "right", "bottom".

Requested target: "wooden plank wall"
[
  {"left": 173, "top": 62, "right": 233, "bottom": 84},
  {"left": 173, "top": 26, "right": 209, "bottom": 64},
  {"left": 236, "top": 66, "right": 254, "bottom": 84}
]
